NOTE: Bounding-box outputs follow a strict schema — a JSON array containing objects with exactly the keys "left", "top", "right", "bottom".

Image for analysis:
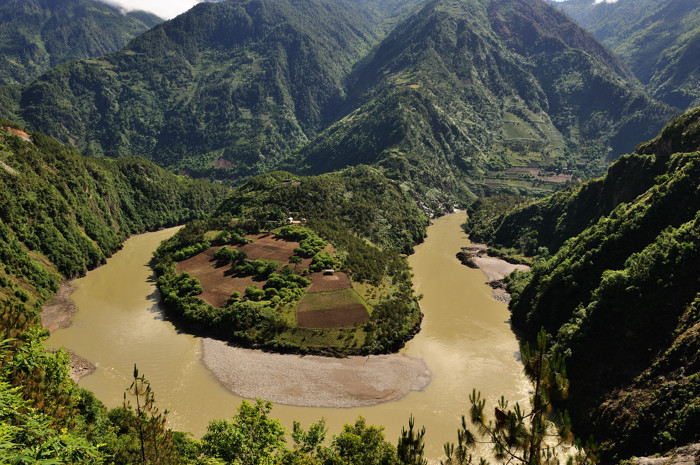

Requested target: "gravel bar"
[{"left": 202, "top": 338, "right": 432, "bottom": 408}]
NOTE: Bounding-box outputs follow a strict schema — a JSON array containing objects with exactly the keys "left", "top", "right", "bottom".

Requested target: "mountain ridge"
[
  {"left": 552, "top": 0, "right": 700, "bottom": 110},
  {"left": 0, "top": 0, "right": 679, "bottom": 213},
  {"left": 297, "top": 0, "right": 675, "bottom": 209},
  {"left": 0, "top": 0, "right": 162, "bottom": 85}
]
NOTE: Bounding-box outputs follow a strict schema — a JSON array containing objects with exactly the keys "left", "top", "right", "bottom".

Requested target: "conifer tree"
[
  {"left": 398, "top": 415, "right": 427, "bottom": 465},
  {"left": 123, "top": 365, "right": 177, "bottom": 464},
  {"left": 441, "top": 329, "right": 595, "bottom": 465}
]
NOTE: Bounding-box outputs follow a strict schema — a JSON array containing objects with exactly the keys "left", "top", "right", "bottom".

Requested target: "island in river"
[{"left": 44, "top": 214, "right": 531, "bottom": 459}]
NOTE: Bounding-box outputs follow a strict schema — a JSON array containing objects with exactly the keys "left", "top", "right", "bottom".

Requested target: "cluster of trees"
[
  {"left": 213, "top": 247, "right": 248, "bottom": 266},
  {"left": 278, "top": 226, "right": 328, "bottom": 258},
  {"left": 173, "top": 242, "right": 211, "bottom": 262}
]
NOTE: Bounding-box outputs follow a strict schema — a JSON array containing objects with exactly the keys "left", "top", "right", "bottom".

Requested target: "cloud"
[
  {"left": 592, "top": 0, "right": 619, "bottom": 3},
  {"left": 97, "top": 0, "right": 205, "bottom": 19}
]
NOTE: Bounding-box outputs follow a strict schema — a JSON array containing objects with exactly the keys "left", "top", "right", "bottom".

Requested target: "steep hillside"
[
  {"left": 553, "top": 0, "right": 700, "bottom": 110},
  {"left": 466, "top": 107, "right": 700, "bottom": 461},
  {"left": 0, "top": 121, "right": 225, "bottom": 309},
  {"left": 1, "top": 0, "right": 400, "bottom": 176},
  {"left": 0, "top": 0, "right": 676, "bottom": 213},
  {"left": 298, "top": 0, "right": 675, "bottom": 209},
  {"left": 0, "top": 0, "right": 161, "bottom": 85},
  {"left": 465, "top": 106, "right": 700, "bottom": 255}
]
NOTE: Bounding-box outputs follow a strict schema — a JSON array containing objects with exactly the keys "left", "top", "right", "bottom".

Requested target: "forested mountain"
[
  {"left": 0, "top": 0, "right": 162, "bottom": 85},
  {"left": 552, "top": 0, "right": 700, "bottom": 110},
  {"left": 0, "top": 0, "right": 676, "bottom": 212},
  {"left": 298, "top": 0, "right": 675, "bottom": 209},
  {"left": 0, "top": 0, "right": 401, "bottom": 175},
  {"left": 0, "top": 121, "right": 225, "bottom": 309},
  {"left": 465, "top": 106, "right": 700, "bottom": 462}
]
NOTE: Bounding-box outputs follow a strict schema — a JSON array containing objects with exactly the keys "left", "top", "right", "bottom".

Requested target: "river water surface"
[{"left": 47, "top": 213, "right": 530, "bottom": 459}]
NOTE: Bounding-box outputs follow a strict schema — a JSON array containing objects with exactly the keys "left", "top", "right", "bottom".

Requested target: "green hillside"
[
  {"left": 0, "top": 0, "right": 161, "bottom": 85},
  {"left": 0, "top": 0, "right": 401, "bottom": 176},
  {"left": 0, "top": 121, "right": 225, "bottom": 308},
  {"left": 299, "top": 0, "right": 674, "bottom": 210},
  {"left": 465, "top": 106, "right": 700, "bottom": 462},
  {"left": 0, "top": 0, "right": 677, "bottom": 213},
  {"left": 553, "top": 0, "right": 700, "bottom": 110}
]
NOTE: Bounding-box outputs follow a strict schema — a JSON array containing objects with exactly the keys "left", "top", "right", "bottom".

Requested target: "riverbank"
[
  {"left": 457, "top": 243, "right": 530, "bottom": 302},
  {"left": 42, "top": 280, "right": 432, "bottom": 406},
  {"left": 472, "top": 254, "right": 530, "bottom": 282},
  {"left": 66, "top": 351, "right": 96, "bottom": 382},
  {"left": 201, "top": 338, "right": 431, "bottom": 408},
  {"left": 41, "top": 281, "right": 77, "bottom": 333},
  {"left": 41, "top": 282, "right": 97, "bottom": 381}
]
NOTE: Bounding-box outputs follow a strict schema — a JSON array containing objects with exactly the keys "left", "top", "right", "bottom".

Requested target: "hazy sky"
[{"left": 97, "top": 0, "right": 204, "bottom": 19}]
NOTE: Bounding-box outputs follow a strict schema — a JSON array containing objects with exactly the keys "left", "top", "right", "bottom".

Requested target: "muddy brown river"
[{"left": 46, "top": 213, "right": 530, "bottom": 460}]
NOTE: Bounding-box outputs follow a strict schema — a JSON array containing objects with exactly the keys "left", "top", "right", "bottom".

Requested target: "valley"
[
  {"left": 0, "top": 0, "right": 698, "bottom": 462},
  {"left": 45, "top": 212, "right": 530, "bottom": 459}
]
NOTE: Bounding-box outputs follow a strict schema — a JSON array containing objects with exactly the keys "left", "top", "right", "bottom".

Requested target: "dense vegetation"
[
  {"left": 553, "top": 0, "right": 700, "bottom": 110},
  {"left": 0, "top": 0, "right": 392, "bottom": 174},
  {"left": 153, "top": 168, "right": 427, "bottom": 355},
  {"left": 465, "top": 106, "right": 700, "bottom": 461},
  {"left": 0, "top": 121, "right": 225, "bottom": 308},
  {"left": 216, "top": 167, "right": 428, "bottom": 254},
  {"left": 298, "top": 0, "right": 673, "bottom": 205},
  {"left": 0, "top": 0, "right": 161, "bottom": 85},
  {"left": 0, "top": 0, "right": 677, "bottom": 213}
]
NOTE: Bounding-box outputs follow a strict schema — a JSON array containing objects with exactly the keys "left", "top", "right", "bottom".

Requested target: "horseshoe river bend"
[{"left": 45, "top": 212, "right": 530, "bottom": 460}]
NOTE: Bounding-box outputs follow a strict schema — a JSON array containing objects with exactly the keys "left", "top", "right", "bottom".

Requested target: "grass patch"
[
  {"left": 297, "top": 288, "right": 366, "bottom": 313},
  {"left": 272, "top": 327, "right": 367, "bottom": 351}
]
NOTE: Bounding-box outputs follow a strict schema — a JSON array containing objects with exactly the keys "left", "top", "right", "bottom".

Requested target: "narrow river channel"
[{"left": 46, "top": 213, "right": 530, "bottom": 460}]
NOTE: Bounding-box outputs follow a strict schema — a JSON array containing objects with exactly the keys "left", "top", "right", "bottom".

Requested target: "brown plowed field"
[
  {"left": 176, "top": 246, "right": 262, "bottom": 308},
  {"left": 297, "top": 304, "right": 369, "bottom": 328},
  {"left": 241, "top": 234, "right": 311, "bottom": 268},
  {"left": 306, "top": 271, "right": 352, "bottom": 293},
  {"left": 175, "top": 235, "right": 369, "bottom": 329},
  {"left": 296, "top": 288, "right": 369, "bottom": 328}
]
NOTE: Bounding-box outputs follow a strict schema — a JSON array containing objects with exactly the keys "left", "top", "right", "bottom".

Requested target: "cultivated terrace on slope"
[{"left": 464, "top": 106, "right": 700, "bottom": 462}]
